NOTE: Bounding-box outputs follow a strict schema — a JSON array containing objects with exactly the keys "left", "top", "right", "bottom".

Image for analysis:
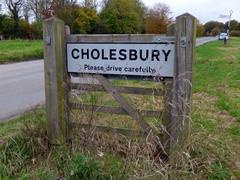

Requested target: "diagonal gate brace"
[{"left": 94, "top": 75, "right": 153, "bottom": 134}]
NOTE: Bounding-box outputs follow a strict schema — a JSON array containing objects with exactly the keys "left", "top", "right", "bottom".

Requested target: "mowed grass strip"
[
  {"left": 0, "top": 39, "right": 43, "bottom": 63},
  {"left": 191, "top": 38, "right": 240, "bottom": 178},
  {"left": 194, "top": 37, "right": 240, "bottom": 121}
]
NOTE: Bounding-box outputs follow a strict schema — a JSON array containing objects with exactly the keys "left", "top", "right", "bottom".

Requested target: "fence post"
[
  {"left": 161, "top": 26, "right": 175, "bottom": 159},
  {"left": 64, "top": 25, "right": 72, "bottom": 144},
  {"left": 169, "top": 13, "right": 196, "bottom": 164},
  {"left": 43, "top": 17, "right": 69, "bottom": 144}
]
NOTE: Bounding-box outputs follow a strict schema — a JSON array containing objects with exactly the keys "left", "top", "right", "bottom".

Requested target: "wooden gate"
[{"left": 43, "top": 13, "right": 196, "bottom": 162}]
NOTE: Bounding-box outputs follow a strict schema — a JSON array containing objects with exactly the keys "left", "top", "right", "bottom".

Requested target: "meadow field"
[{"left": 0, "top": 38, "right": 239, "bottom": 179}]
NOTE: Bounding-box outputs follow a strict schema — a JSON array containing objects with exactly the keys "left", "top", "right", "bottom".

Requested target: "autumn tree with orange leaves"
[{"left": 144, "top": 3, "right": 171, "bottom": 34}]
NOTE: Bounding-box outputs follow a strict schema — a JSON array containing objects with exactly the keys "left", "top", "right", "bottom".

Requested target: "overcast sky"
[
  {"left": 0, "top": 0, "right": 239, "bottom": 24},
  {"left": 142, "top": 0, "right": 240, "bottom": 23}
]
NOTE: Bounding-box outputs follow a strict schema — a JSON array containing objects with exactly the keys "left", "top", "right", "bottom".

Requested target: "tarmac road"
[
  {"left": 0, "top": 37, "right": 218, "bottom": 121},
  {"left": 0, "top": 60, "right": 45, "bottom": 121},
  {"left": 196, "top": 36, "right": 218, "bottom": 46}
]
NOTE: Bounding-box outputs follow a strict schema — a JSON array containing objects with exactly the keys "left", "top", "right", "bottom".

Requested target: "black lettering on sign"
[
  {"left": 119, "top": 49, "right": 127, "bottom": 60},
  {"left": 91, "top": 49, "right": 100, "bottom": 60},
  {"left": 110, "top": 49, "right": 117, "bottom": 60},
  {"left": 162, "top": 50, "right": 171, "bottom": 61},
  {"left": 139, "top": 49, "right": 149, "bottom": 61},
  {"left": 72, "top": 48, "right": 79, "bottom": 59},
  {"left": 81, "top": 49, "right": 89, "bottom": 59},
  {"left": 129, "top": 49, "right": 137, "bottom": 60},
  {"left": 152, "top": 50, "right": 160, "bottom": 61},
  {"left": 84, "top": 64, "right": 89, "bottom": 69},
  {"left": 101, "top": 49, "right": 108, "bottom": 60}
]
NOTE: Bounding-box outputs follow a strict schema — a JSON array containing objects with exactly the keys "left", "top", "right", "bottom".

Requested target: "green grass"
[
  {"left": 194, "top": 38, "right": 240, "bottom": 121},
  {"left": 0, "top": 38, "right": 240, "bottom": 179},
  {"left": 191, "top": 38, "right": 240, "bottom": 178},
  {"left": 0, "top": 39, "right": 43, "bottom": 63}
]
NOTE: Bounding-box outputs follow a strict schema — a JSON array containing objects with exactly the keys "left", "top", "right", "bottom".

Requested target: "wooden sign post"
[
  {"left": 43, "top": 17, "right": 70, "bottom": 144},
  {"left": 171, "top": 13, "right": 196, "bottom": 165}
]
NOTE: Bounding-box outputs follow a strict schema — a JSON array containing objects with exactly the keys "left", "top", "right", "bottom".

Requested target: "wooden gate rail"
[
  {"left": 67, "top": 34, "right": 175, "bottom": 43},
  {"left": 71, "top": 122, "right": 146, "bottom": 137},
  {"left": 70, "top": 103, "right": 163, "bottom": 118},
  {"left": 70, "top": 83, "right": 164, "bottom": 96},
  {"left": 76, "top": 74, "right": 174, "bottom": 82}
]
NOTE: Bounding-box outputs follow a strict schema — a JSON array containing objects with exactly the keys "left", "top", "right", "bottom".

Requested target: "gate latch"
[{"left": 180, "top": 37, "right": 187, "bottom": 47}]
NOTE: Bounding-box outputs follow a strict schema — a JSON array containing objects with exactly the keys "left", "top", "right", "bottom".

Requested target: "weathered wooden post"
[
  {"left": 169, "top": 13, "right": 196, "bottom": 164},
  {"left": 161, "top": 22, "right": 176, "bottom": 158},
  {"left": 43, "top": 17, "right": 70, "bottom": 144}
]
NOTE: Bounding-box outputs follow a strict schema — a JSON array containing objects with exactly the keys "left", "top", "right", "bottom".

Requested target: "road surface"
[
  {"left": 0, "top": 37, "right": 218, "bottom": 121},
  {"left": 0, "top": 60, "right": 45, "bottom": 121},
  {"left": 196, "top": 37, "right": 218, "bottom": 46}
]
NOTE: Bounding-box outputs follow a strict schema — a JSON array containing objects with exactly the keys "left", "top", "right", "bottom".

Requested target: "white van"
[{"left": 218, "top": 33, "right": 229, "bottom": 40}]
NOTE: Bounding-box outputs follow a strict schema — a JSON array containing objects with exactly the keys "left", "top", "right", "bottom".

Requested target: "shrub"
[
  {"left": 19, "top": 20, "right": 34, "bottom": 39},
  {"left": 230, "top": 30, "right": 240, "bottom": 37},
  {"left": 31, "top": 20, "right": 43, "bottom": 39},
  {"left": 66, "top": 154, "right": 109, "bottom": 180},
  {"left": 1, "top": 16, "right": 14, "bottom": 39},
  {"left": 0, "top": 114, "right": 48, "bottom": 177}
]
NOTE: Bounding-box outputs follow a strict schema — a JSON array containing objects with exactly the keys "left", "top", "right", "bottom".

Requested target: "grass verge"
[
  {"left": 0, "top": 39, "right": 43, "bottom": 64},
  {"left": 0, "top": 38, "right": 240, "bottom": 179}
]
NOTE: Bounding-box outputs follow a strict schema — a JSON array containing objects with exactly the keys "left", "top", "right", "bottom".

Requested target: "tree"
[
  {"left": 23, "top": 4, "right": 30, "bottom": 22},
  {"left": 4, "top": 0, "right": 24, "bottom": 37},
  {"left": 33, "top": 20, "right": 43, "bottom": 38},
  {"left": 19, "top": 19, "right": 33, "bottom": 38},
  {"left": 72, "top": 7, "right": 98, "bottom": 34},
  {"left": 133, "top": 0, "right": 146, "bottom": 33},
  {"left": 204, "top": 21, "right": 225, "bottom": 35},
  {"left": 0, "top": 14, "right": 14, "bottom": 38},
  {"left": 100, "top": 0, "right": 145, "bottom": 33},
  {"left": 25, "top": 0, "right": 76, "bottom": 20},
  {"left": 83, "top": 0, "right": 98, "bottom": 9},
  {"left": 196, "top": 21, "right": 205, "bottom": 37},
  {"left": 0, "top": 14, "right": 7, "bottom": 34},
  {"left": 211, "top": 27, "right": 220, "bottom": 36},
  {"left": 225, "top": 20, "right": 239, "bottom": 31},
  {"left": 25, "top": 0, "right": 43, "bottom": 20},
  {"left": 144, "top": 3, "right": 171, "bottom": 34},
  {"left": 53, "top": 3, "right": 98, "bottom": 34}
]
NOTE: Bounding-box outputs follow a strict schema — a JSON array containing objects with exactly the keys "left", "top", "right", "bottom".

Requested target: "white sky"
[
  {"left": 0, "top": 0, "right": 239, "bottom": 24},
  {"left": 142, "top": 0, "right": 240, "bottom": 23}
]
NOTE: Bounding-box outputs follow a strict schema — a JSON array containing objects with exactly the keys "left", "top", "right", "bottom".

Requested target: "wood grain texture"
[
  {"left": 43, "top": 17, "right": 69, "bottom": 144},
  {"left": 160, "top": 22, "right": 176, "bottom": 157},
  {"left": 71, "top": 122, "right": 145, "bottom": 137},
  {"left": 67, "top": 34, "right": 174, "bottom": 43},
  {"left": 71, "top": 83, "right": 164, "bottom": 96},
  {"left": 161, "top": 81, "right": 173, "bottom": 156},
  {"left": 70, "top": 103, "right": 163, "bottom": 118},
  {"left": 170, "top": 13, "right": 196, "bottom": 164},
  {"left": 64, "top": 25, "right": 71, "bottom": 144}
]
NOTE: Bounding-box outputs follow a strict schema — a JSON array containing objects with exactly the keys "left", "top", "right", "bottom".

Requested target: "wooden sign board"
[{"left": 67, "top": 42, "right": 174, "bottom": 77}]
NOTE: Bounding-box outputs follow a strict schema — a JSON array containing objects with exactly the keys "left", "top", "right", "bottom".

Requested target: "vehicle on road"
[{"left": 218, "top": 32, "right": 229, "bottom": 40}]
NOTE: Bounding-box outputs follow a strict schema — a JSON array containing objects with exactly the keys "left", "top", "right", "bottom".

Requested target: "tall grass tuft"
[{"left": 0, "top": 112, "right": 48, "bottom": 177}]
